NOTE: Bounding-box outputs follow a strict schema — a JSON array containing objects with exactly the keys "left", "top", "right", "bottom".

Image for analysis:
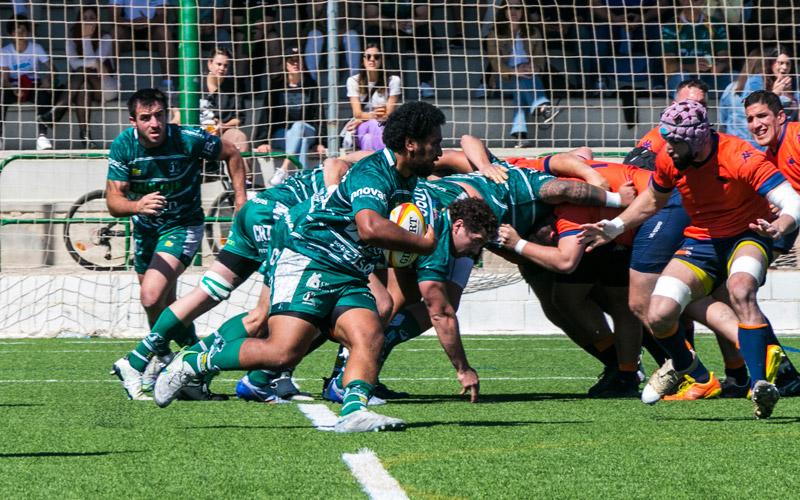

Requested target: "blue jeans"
[
  {"left": 271, "top": 121, "right": 316, "bottom": 169},
  {"left": 498, "top": 74, "right": 549, "bottom": 136}
]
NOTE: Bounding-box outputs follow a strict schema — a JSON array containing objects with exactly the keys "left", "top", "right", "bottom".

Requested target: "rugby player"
[
  {"left": 154, "top": 101, "right": 444, "bottom": 432},
  {"left": 108, "top": 88, "right": 247, "bottom": 400},
  {"left": 581, "top": 100, "right": 800, "bottom": 418}
]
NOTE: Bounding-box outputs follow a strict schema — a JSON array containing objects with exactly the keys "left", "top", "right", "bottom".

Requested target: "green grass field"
[{"left": 2, "top": 334, "right": 800, "bottom": 499}]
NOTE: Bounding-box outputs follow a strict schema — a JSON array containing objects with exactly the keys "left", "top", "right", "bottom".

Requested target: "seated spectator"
[
  {"left": 303, "top": 0, "right": 361, "bottom": 83},
  {"left": 662, "top": 0, "right": 730, "bottom": 97},
  {"left": 486, "top": 0, "right": 559, "bottom": 143},
  {"left": 344, "top": 43, "right": 401, "bottom": 151},
  {"left": 253, "top": 48, "right": 325, "bottom": 185},
  {"left": 66, "top": 6, "right": 116, "bottom": 148},
  {"left": 109, "top": 0, "right": 176, "bottom": 91},
  {"left": 363, "top": 1, "right": 435, "bottom": 99},
  {"left": 0, "top": 16, "right": 68, "bottom": 150},
  {"left": 720, "top": 45, "right": 800, "bottom": 147},
  {"left": 198, "top": 48, "right": 249, "bottom": 153}
]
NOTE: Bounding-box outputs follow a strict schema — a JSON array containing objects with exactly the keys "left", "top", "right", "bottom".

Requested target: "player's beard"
[{"left": 409, "top": 155, "right": 434, "bottom": 178}]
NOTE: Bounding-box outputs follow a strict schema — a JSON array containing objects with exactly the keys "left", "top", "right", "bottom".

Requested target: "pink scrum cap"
[{"left": 659, "top": 100, "right": 711, "bottom": 153}]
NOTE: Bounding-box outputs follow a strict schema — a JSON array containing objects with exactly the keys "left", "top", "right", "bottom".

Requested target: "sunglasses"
[{"left": 364, "top": 53, "right": 381, "bottom": 61}]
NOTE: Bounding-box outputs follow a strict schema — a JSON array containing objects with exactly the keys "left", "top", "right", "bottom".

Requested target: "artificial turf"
[{"left": 1, "top": 334, "right": 799, "bottom": 499}]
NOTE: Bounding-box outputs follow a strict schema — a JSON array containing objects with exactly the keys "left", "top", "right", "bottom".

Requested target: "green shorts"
[
  {"left": 223, "top": 198, "right": 288, "bottom": 264},
  {"left": 269, "top": 247, "right": 377, "bottom": 319},
  {"left": 133, "top": 225, "right": 203, "bottom": 274}
]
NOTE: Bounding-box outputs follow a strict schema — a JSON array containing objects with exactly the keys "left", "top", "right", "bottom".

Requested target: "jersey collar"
[
  {"left": 382, "top": 148, "right": 396, "bottom": 166},
  {"left": 771, "top": 122, "right": 789, "bottom": 157}
]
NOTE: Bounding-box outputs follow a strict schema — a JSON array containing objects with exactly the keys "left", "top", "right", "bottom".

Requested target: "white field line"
[
  {"left": 0, "top": 376, "right": 595, "bottom": 384},
  {"left": 297, "top": 403, "right": 337, "bottom": 431},
  {"left": 342, "top": 449, "right": 409, "bottom": 500}
]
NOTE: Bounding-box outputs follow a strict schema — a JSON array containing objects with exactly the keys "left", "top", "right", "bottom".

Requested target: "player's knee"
[
  {"left": 726, "top": 276, "right": 758, "bottom": 308},
  {"left": 199, "top": 270, "right": 234, "bottom": 302},
  {"left": 646, "top": 300, "right": 681, "bottom": 338},
  {"left": 347, "top": 329, "right": 385, "bottom": 355},
  {"left": 140, "top": 287, "right": 166, "bottom": 310},
  {"left": 628, "top": 294, "right": 649, "bottom": 322}
]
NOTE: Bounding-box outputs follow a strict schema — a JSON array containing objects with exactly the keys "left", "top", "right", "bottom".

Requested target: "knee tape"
[
  {"left": 729, "top": 256, "right": 765, "bottom": 284},
  {"left": 652, "top": 275, "right": 692, "bottom": 313},
  {"left": 200, "top": 270, "right": 234, "bottom": 302}
]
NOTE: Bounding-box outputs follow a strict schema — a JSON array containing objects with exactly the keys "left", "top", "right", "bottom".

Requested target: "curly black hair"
[
  {"left": 383, "top": 101, "right": 446, "bottom": 152},
  {"left": 449, "top": 197, "right": 498, "bottom": 239},
  {"left": 127, "top": 88, "right": 169, "bottom": 118}
]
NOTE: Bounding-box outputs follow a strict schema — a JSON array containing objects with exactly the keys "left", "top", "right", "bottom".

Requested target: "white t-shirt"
[
  {"left": 66, "top": 34, "right": 113, "bottom": 71},
  {"left": 110, "top": 0, "right": 165, "bottom": 21},
  {"left": 0, "top": 41, "right": 49, "bottom": 82},
  {"left": 346, "top": 74, "right": 401, "bottom": 111}
]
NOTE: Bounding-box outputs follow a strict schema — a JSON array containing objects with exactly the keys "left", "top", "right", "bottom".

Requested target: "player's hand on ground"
[
  {"left": 617, "top": 180, "right": 637, "bottom": 206},
  {"left": 457, "top": 367, "right": 480, "bottom": 403},
  {"left": 136, "top": 192, "right": 167, "bottom": 216},
  {"left": 578, "top": 220, "right": 619, "bottom": 251},
  {"left": 477, "top": 162, "right": 508, "bottom": 184},
  {"left": 498, "top": 224, "right": 521, "bottom": 249},
  {"left": 749, "top": 218, "right": 780, "bottom": 240}
]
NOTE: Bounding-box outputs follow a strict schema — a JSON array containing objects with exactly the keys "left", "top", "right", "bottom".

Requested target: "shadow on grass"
[
  {"left": 406, "top": 419, "right": 590, "bottom": 429},
  {"left": 654, "top": 415, "right": 800, "bottom": 423},
  {"left": 0, "top": 451, "right": 141, "bottom": 458},
  {"left": 0, "top": 403, "right": 44, "bottom": 407},
  {"left": 387, "top": 392, "right": 593, "bottom": 404}
]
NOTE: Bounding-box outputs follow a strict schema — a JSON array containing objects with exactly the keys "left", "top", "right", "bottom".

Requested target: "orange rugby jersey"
[
  {"left": 766, "top": 121, "right": 800, "bottom": 191},
  {"left": 652, "top": 132, "right": 785, "bottom": 239},
  {"left": 555, "top": 162, "right": 653, "bottom": 247},
  {"left": 637, "top": 127, "right": 668, "bottom": 155}
]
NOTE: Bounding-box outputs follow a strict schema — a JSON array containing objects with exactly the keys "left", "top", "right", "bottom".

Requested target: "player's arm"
[
  {"left": 355, "top": 209, "right": 437, "bottom": 255},
  {"left": 538, "top": 178, "right": 634, "bottom": 208},
  {"left": 218, "top": 139, "right": 248, "bottom": 210},
  {"left": 418, "top": 279, "right": 479, "bottom": 402},
  {"left": 751, "top": 181, "right": 800, "bottom": 238},
  {"left": 579, "top": 185, "right": 670, "bottom": 251},
  {"left": 322, "top": 150, "right": 372, "bottom": 191},
  {"left": 105, "top": 180, "right": 165, "bottom": 217},
  {"left": 498, "top": 224, "right": 583, "bottom": 273},
  {"left": 546, "top": 153, "right": 610, "bottom": 190},
  {"left": 459, "top": 134, "right": 508, "bottom": 183}
]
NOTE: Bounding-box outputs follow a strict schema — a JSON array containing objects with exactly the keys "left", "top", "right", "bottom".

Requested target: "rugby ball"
[{"left": 385, "top": 202, "right": 426, "bottom": 268}]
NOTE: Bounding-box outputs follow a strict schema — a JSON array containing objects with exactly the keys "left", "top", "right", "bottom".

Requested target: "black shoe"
[
  {"left": 80, "top": 135, "right": 99, "bottom": 149},
  {"left": 587, "top": 366, "right": 618, "bottom": 397},
  {"left": 720, "top": 376, "right": 750, "bottom": 398},
  {"left": 592, "top": 373, "right": 640, "bottom": 399},
  {"left": 776, "top": 373, "right": 800, "bottom": 397},
  {"left": 373, "top": 381, "right": 410, "bottom": 399}
]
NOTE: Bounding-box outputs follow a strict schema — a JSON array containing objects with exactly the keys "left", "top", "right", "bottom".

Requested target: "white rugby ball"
[{"left": 385, "top": 202, "right": 426, "bottom": 268}]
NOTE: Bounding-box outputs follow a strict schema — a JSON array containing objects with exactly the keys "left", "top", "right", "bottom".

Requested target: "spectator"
[
  {"left": 344, "top": 43, "right": 401, "bottom": 152},
  {"left": 254, "top": 47, "right": 325, "bottom": 185},
  {"left": 0, "top": 16, "right": 67, "bottom": 150},
  {"left": 486, "top": 0, "right": 559, "bottom": 144},
  {"left": 109, "top": 0, "right": 176, "bottom": 91},
  {"left": 197, "top": 48, "right": 249, "bottom": 154},
  {"left": 303, "top": 0, "right": 362, "bottom": 84},
  {"left": 720, "top": 46, "right": 800, "bottom": 146},
  {"left": 363, "top": 1, "right": 435, "bottom": 98},
  {"left": 662, "top": 0, "right": 730, "bottom": 97},
  {"left": 66, "top": 6, "right": 116, "bottom": 148}
]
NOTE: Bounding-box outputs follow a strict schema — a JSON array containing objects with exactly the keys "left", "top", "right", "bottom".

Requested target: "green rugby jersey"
[
  {"left": 286, "top": 149, "right": 418, "bottom": 276},
  {"left": 107, "top": 125, "right": 221, "bottom": 232},
  {"left": 260, "top": 165, "right": 326, "bottom": 208},
  {"left": 411, "top": 183, "right": 455, "bottom": 283},
  {"left": 433, "top": 167, "right": 556, "bottom": 238}
]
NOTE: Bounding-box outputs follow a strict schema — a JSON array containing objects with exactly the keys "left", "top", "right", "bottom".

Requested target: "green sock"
[
  {"left": 380, "top": 310, "right": 424, "bottom": 365},
  {"left": 127, "top": 336, "right": 156, "bottom": 372},
  {"left": 217, "top": 312, "right": 249, "bottom": 342},
  {"left": 174, "top": 323, "right": 199, "bottom": 348},
  {"left": 341, "top": 379, "right": 373, "bottom": 416},
  {"left": 183, "top": 337, "right": 246, "bottom": 374},
  {"left": 247, "top": 369, "right": 280, "bottom": 388}
]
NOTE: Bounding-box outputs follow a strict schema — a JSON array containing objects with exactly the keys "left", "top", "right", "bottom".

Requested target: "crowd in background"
[{"left": 0, "top": 0, "right": 799, "bottom": 155}]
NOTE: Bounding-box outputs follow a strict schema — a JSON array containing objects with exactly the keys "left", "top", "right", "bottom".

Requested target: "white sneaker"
[
  {"left": 141, "top": 353, "right": 173, "bottom": 392},
  {"left": 334, "top": 410, "right": 406, "bottom": 433},
  {"left": 153, "top": 350, "right": 200, "bottom": 408},
  {"left": 269, "top": 168, "right": 288, "bottom": 186},
  {"left": 752, "top": 380, "right": 780, "bottom": 419},
  {"left": 641, "top": 359, "right": 681, "bottom": 405},
  {"left": 36, "top": 134, "right": 53, "bottom": 151},
  {"left": 419, "top": 82, "right": 435, "bottom": 99},
  {"left": 112, "top": 357, "right": 152, "bottom": 400}
]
